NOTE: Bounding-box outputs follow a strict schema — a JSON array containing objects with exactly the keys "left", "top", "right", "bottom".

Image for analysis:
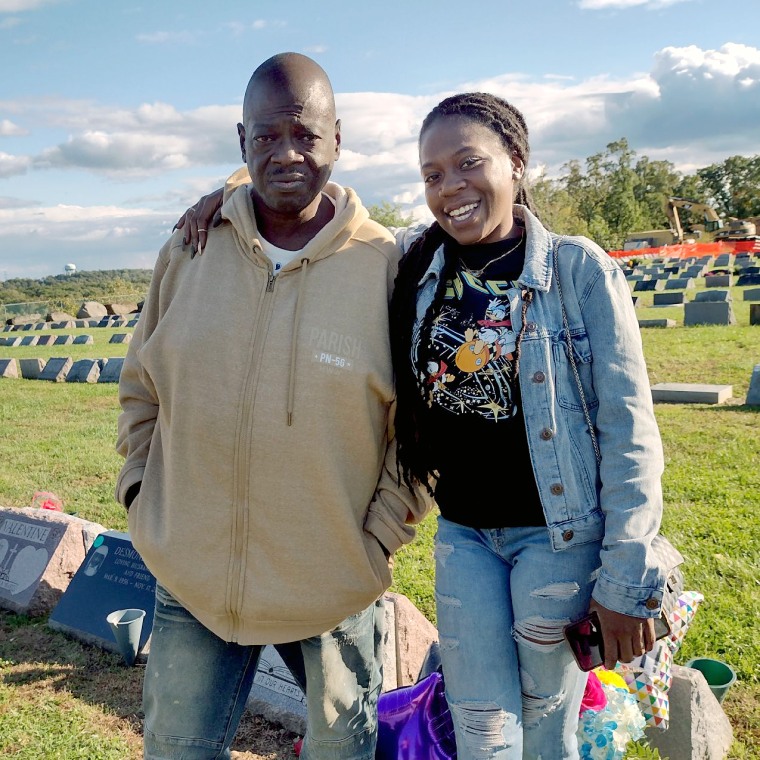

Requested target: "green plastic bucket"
[{"left": 686, "top": 657, "right": 737, "bottom": 704}]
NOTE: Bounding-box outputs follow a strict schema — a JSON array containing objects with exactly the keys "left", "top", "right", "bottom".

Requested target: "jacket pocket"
[{"left": 552, "top": 330, "right": 599, "bottom": 412}]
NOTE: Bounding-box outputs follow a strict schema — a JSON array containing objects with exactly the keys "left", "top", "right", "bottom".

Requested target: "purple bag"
[{"left": 376, "top": 671, "right": 457, "bottom": 760}]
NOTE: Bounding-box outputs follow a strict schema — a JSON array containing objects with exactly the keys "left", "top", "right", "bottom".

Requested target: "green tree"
[{"left": 367, "top": 201, "right": 415, "bottom": 229}]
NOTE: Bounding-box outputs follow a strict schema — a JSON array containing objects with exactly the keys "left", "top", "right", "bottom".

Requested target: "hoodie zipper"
[{"left": 228, "top": 259, "right": 276, "bottom": 642}]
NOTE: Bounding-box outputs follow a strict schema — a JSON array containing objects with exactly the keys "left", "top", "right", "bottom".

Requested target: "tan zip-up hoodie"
[{"left": 115, "top": 182, "right": 429, "bottom": 645}]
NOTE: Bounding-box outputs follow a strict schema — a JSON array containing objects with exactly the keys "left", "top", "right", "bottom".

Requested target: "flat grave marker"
[
  {"left": 651, "top": 383, "right": 732, "bottom": 404},
  {"left": 49, "top": 531, "right": 156, "bottom": 659}
]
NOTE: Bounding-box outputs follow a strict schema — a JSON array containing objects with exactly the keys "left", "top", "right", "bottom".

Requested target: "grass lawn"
[{"left": 1, "top": 284, "right": 759, "bottom": 758}]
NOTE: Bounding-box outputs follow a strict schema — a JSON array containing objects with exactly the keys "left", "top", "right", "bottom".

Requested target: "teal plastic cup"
[{"left": 686, "top": 657, "right": 737, "bottom": 704}]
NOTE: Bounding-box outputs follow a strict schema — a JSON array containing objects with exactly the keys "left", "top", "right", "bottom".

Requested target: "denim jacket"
[{"left": 397, "top": 205, "right": 666, "bottom": 619}]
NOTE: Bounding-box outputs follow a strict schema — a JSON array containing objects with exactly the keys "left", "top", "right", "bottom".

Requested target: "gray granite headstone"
[
  {"left": 72, "top": 334, "right": 94, "bottom": 345},
  {"left": 36, "top": 335, "right": 55, "bottom": 346},
  {"left": 0, "top": 359, "right": 18, "bottom": 378},
  {"left": 98, "top": 357, "right": 124, "bottom": 383},
  {"left": 705, "top": 274, "right": 732, "bottom": 287},
  {"left": 33, "top": 322, "right": 50, "bottom": 331},
  {"left": 634, "top": 279, "right": 665, "bottom": 292},
  {"left": 39, "top": 357, "right": 73, "bottom": 382},
  {"left": 48, "top": 531, "right": 156, "bottom": 661},
  {"left": 67, "top": 359, "right": 101, "bottom": 383},
  {"left": 74, "top": 320, "right": 88, "bottom": 328},
  {"left": 746, "top": 365, "right": 760, "bottom": 406},
  {"left": 750, "top": 304, "right": 760, "bottom": 327},
  {"left": 638, "top": 318, "right": 677, "bottom": 328},
  {"left": 684, "top": 302, "right": 736, "bottom": 326},
  {"left": 5, "top": 337, "right": 22, "bottom": 347},
  {"left": 665, "top": 278, "right": 694, "bottom": 290},
  {"left": 20, "top": 335, "right": 39, "bottom": 346},
  {"left": 653, "top": 293, "right": 685, "bottom": 305},
  {"left": 737, "top": 273, "right": 760, "bottom": 286},
  {"left": 109, "top": 333, "right": 132, "bottom": 344},
  {"left": 694, "top": 290, "right": 731, "bottom": 303},
  {"left": 19, "top": 358, "right": 46, "bottom": 379},
  {"left": 127, "top": 319, "right": 139, "bottom": 328},
  {"left": 54, "top": 335, "right": 74, "bottom": 345},
  {"left": 651, "top": 383, "right": 732, "bottom": 404},
  {"left": 0, "top": 510, "right": 68, "bottom": 614}
]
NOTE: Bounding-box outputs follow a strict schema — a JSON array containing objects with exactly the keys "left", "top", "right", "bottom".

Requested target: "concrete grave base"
[
  {"left": 645, "top": 664, "right": 733, "bottom": 760},
  {"left": 0, "top": 358, "right": 18, "bottom": 378},
  {"left": 651, "top": 383, "right": 732, "bottom": 404}
]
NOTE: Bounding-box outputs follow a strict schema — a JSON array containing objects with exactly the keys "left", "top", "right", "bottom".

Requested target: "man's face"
[{"left": 237, "top": 82, "right": 340, "bottom": 220}]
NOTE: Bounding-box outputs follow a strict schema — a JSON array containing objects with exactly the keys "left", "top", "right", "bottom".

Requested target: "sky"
[{"left": 1, "top": 0, "right": 759, "bottom": 280}]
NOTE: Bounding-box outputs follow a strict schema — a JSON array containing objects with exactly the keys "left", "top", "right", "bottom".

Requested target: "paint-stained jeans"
[
  {"left": 435, "top": 517, "right": 603, "bottom": 760},
  {"left": 143, "top": 584, "right": 383, "bottom": 760}
]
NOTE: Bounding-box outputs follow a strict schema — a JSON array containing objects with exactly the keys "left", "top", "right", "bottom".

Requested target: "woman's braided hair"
[{"left": 390, "top": 92, "right": 541, "bottom": 493}]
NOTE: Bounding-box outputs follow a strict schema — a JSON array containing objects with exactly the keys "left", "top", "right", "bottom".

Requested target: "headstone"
[
  {"left": 74, "top": 320, "right": 88, "bottom": 328},
  {"left": 751, "top": 304, "right": 760, "bottom": 327},
  {"left": 35, "top": 334, "right": 55, "bottom": 346},
  {"left": 54, "top": 334, "right": 74, "bottom": 345},
  {"left": 98, "top": 357, "right": 124, "bottom": 383},
  {"left": 245, "top": 591, "right": 439, "bottom": 735},
  {"left": 737, "top": 273, "right": 760, "bottom": 286},
  {"left": 19, "top": 358, "right": 46, "bottom": 379},
  {"left": 684, "top": 302, "right": 736, "bottom": 326},
  {"left": 33, "top": 322, "right": 50, "bottom": 331},
  {"left": 20, "top": 323, "right": 34, "bottom": 331},
  {"left": 67, "top": 359, "right": 101, "bottom": 383},
  {"left": 694, "top": 290, "right": 731, "bottom": 303},
  {"left": 39, "top": 357, "right": 73, "bottom": 382},
  {"left": 127, "top": 319, "right": 139, "bottom": 328},
  {"left": 651, "top": 383, "right": 732, "bottom": 404},
  {"left": 19, "top": 335, "right": 39, "bottom": 346},
  {"left": 645, "top": 664, "right": 733, "bottom": 760},
  {"left": 72, "top": 334, "right": 94, "bottom": 345},
  {"left": 653, "top": 293, "right": 685, "bottom": 305},
  {"left": 52, "top": 321, "right": 76, "bottom": 330},
  {"left": 48, "top": 531, "right": 156, "bottom": 660},
  {"left": 704, "top": 274, "right": 732, "bottom": 288},
  {"left": 112, "top": 320, "right": 127, "bottom": 328},
  {"left": 0, "top": 359, "right": 18, "bottom": 378},
  {"left": 0, "top": 507, "right": 100, "bottom": 617},
  {"left": 665, "top": 278, "right": 695, "bottom": 290},
  {"left": 634, "top": 279, "right": 665, "bottom": 292},
  {"left": 638, "top": 319, "right": 677, "bottom": 328},
  {"left": 746, "top": 365, "right": 760, "bottom": 406},
  {"left": 109, "top": 332, "right": 132, "bottom": 344},
  {"left": 631, "top": 296, "right": 640, "bottom": 308},
  {"left": 5, "top": 337, "right": 22, "bottom": 347}
]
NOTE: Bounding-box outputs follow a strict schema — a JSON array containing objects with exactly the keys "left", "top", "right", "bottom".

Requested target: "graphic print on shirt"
[{"left": 414, "top": 270, "right": 522, "bottom": 420}]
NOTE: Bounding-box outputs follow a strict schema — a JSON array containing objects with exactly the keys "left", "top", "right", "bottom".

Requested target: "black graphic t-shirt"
[{"left": 412, "top": 233, "right": 545, "bottom": 528}]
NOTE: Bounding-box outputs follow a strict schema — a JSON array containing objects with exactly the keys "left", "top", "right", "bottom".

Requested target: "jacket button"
[
  {"left": 533, "top": 371, "right": 545, "bottom": 383},
  {"left": 550, "top": 483, "right": 564, "bottom": 495},
  {"left": 540, "top": 428, "right": 554, "bottom": 440},
  {"left": 562, "top": 530, "right": 574, "bottom": 542},
  {"left": 645, "top": 598, "right": 660, "bottom": 610},
  {"left": 526, "top": 321, "right": 537, "bottom": 331}
]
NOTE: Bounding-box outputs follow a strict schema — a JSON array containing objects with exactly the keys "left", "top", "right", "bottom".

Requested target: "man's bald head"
[{"left": 243, "top": 52, "right": 336, "bottom": 123}]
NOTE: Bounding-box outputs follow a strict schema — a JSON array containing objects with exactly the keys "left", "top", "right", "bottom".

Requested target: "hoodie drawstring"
[{"left": 287, "top": 258, "right": 310, "bottom": 426}]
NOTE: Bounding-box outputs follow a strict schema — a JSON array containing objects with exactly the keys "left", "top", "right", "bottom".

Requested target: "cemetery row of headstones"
[
  {"left": 0, "top": 356, "right": 124, "bottom": 383},
  {"left": 3, "top": 316, "right": 139, "bottom": 332},
  {"left": 0, "top": 333, "right": 132, "bottom": 347}
]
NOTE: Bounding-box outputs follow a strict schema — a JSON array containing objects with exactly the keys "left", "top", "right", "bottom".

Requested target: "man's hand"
[
  {"left": 589, "top": 599, "right": 656, "bottom": 671},
  {"left": 174, "top": 187, "right": 225, "bottom": 256}
]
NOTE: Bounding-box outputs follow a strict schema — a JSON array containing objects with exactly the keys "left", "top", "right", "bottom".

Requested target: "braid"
[
  {"left": 419, "top": 92, "right": 542, "bottom": 218},
  {"left": 390, "top": 223, "right": 452, "bottom": 493}
]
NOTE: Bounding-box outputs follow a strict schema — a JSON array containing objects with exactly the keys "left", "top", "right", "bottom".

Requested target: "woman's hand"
[
  {"left": 589, "top": 599, "right": 655, "bottom": 670},
  {"left": 174, "top": 187, "right": 225, "bottom": 257}
]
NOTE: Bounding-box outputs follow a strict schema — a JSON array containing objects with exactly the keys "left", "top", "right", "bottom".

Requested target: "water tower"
[{"left": 64, "top": 263, "right": 77, "bottom": 276}]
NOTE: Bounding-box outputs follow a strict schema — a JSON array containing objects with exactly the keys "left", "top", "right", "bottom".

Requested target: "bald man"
[{"left": 116, "top": 53, "right": 427, "bottom": 760}]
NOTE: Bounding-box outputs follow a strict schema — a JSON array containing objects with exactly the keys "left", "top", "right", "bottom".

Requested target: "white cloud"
[
  {"left": 0, "top": 118, "right": 26, "bottom": 135},
  {"left": 579, "top": 0, "right": 690, "bottom": 8},
  {"left": 0, "top": 150, "right": 30, "bottom": 177},
  {"left": 0, "top": 15, "right": 20, "bottom": 27},
  {"left": 0, "top": 0, "right": 55, "bottom": 11}
]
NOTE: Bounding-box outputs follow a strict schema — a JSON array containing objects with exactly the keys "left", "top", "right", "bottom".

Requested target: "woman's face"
[{"left": 419, "top": 115, "right": 523, "bottom": 246}]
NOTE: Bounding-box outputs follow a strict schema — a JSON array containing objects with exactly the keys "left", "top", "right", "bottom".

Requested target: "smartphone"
[{"left": 564, "top": 611, "right": 605, "bottom": 672}]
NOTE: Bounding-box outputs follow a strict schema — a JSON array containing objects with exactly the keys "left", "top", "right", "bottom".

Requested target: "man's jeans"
[
  {"left": 143, "top": 584, "right": 384, "bottom": 760},
  {"left": 435, "top": 518, "right": 602, "bottom": 760}
]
